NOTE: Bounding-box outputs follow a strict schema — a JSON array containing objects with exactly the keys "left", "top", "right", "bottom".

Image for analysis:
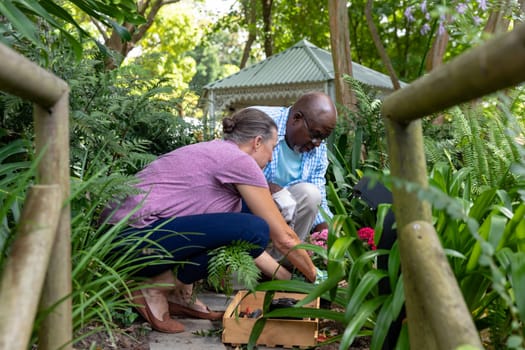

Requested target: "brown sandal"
[
  {"left": 168, "top": 301, "right": 224, "bottom": 321},
  {"left": 131, "top": 290, "right": 185, "bottom": 333}
]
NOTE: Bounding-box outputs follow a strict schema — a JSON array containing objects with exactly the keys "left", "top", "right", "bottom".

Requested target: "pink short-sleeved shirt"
[{"left": 106, "top": 140, "right": 268, "bottom": 228}]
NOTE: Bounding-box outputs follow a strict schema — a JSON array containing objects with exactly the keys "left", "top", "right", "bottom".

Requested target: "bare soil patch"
[{"left": 72, "top": 317, "right": 370, "bottom": 350}]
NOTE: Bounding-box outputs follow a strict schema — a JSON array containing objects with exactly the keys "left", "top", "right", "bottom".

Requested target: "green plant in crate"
[{"left": 251, "top": 246, "right": 405, "bottom": 350}]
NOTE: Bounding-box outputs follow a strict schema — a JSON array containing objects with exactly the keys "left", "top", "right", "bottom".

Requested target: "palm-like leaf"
[{"left": 0, "top": 0, "right": 145, "bottom": 56}]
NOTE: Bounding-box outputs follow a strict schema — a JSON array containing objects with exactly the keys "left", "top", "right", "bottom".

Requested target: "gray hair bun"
[{"left": 222, "top": 117, "right": 235, "bottom": 134}]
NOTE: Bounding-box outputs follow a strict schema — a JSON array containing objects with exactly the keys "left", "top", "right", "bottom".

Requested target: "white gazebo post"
[{"left": 207, "top": 90, "right": 216, "bottom": 139}]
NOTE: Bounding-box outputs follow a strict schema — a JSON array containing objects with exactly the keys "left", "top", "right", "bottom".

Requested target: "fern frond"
[
  {"left": 482, "top": 297, "right": 512, "bottom": 349},
  {"left": 439, "top": 103, "right": 523, "bottom": 195},
  {"left": 207, "top": 240, "right": 261, "bottom": 295}
]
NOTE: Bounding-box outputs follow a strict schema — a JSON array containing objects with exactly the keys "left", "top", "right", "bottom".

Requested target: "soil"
[
  {"left": 73, "top": 321, "right": 151, "bottom": 350},
  {"left": 72, "top": 317, "right": 370, "bottom": 350}
]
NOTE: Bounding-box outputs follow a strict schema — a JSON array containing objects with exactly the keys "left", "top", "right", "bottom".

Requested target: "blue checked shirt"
[{"left": 253, "top": 106, "right": 333, "bottom": 228}]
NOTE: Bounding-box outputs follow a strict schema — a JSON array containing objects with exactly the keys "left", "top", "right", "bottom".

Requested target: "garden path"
[
  {"left": 148, "top": 291, "right": 228, "bottom": 350},
  {"left": 148, "top": 291, "right": 346, "bottom": 350},
  {"left": 148, "top": 291, "right": 276, "bottom": 350}
]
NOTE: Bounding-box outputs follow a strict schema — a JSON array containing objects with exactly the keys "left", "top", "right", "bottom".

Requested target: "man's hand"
[
  {"left": 272, "top": 188, "right": 297, "bottom": 227},
  {"left": 268, "top": 182, "right": 283, "bottom": 194}
]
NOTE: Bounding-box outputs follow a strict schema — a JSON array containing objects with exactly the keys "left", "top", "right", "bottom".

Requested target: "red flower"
[{"left": 357, "top": 227, "right": 376, "bottom": 250}]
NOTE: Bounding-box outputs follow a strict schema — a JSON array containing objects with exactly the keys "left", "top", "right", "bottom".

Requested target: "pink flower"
[
  {"left": 357, "top": 227, "right": 373, "bottom": 240},
  {"left": 357, "top": 227, "right": 376, "bottom": 250},
  {"left": 308, "top": 229, "right": 329, "bottom": 267},
  {"left": 309, "top": 229, "right": 328, "bottom": 249}
]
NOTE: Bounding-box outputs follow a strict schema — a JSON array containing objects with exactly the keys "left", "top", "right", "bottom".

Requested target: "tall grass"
[{"left": 0, "top": 139, "right": 34, "bottom": 270}]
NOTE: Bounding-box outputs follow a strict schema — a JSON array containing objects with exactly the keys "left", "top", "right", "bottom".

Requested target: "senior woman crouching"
[{"left": 102, "top": 108, "right": 318, "bottom": 333}]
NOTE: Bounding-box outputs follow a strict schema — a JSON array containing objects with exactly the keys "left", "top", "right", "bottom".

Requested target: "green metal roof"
[{"left": 204, "top": 39, "right": 406, "bottom": 91}]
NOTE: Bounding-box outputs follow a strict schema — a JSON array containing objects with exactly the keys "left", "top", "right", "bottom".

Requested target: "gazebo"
[{"left": 201, "top": 39, "right": 407, "bottom": 124}]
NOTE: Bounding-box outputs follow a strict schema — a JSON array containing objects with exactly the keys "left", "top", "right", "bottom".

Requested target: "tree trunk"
[
  {"left": 103, "top": 0, "right": 180, "bottom": 70},
  {"left": 484, "top": 0, "right": 513, "bottom": 33},
  {"left": 364, "top": 0, "right": 401, "bottom": 90},
  {"left": 425, "top": 15, "right": 450, "bottom": 71},
  {"left": 105, "top": 23, "right": 135, "bottom": 69},
  {"left": 240, "top": 0, "right": 257, "bottom": 68},
  {"left": 520, "top": 0, "right": 525, "bottom": 23},
  {"left": 328, "top": 0, "right": 357, "bottom": 115},
  {"left": 261, "top": 0, "right": 273, "bottom": 57}
]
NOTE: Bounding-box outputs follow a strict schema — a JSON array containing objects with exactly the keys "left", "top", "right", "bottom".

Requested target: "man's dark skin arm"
[{"left": 268, "top": 182, "right": 282, "bottom": 194}]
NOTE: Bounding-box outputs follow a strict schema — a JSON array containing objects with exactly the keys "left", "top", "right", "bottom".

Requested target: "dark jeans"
[{"left": 116, "top": 212, "right": 269, "bottom": 283}]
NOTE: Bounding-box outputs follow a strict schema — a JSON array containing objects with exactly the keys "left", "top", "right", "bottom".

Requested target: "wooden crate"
[{"left": 222, "top": 290, "right": 319, "bottom": 348}]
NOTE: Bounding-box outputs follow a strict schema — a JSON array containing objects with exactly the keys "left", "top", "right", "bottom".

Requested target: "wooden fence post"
[
  {"left": 400, "top": 221, "right": 483, "bottom": 349},
  {"left": 0, "top": 185, "right": 61, "bottom": 350},
  {"left": 0, "top": 43, "right": 72, "bottom": 350},
  {"left": 34, "top": 92, "right": 72, "bottom": 350},
  {"left": 384, "top": 118, "right": 444, "bottom": 349}
]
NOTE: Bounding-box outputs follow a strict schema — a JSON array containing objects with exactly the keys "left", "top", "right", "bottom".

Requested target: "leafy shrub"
[
  {"left": 0, "top": 44, "right": 202, "bottom": 177},
  {"left": 424, "top": 93, "right": 524, "bottom": 195}
]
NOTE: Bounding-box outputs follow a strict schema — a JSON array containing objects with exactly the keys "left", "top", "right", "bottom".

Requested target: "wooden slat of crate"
[{"left": 222, "top": 290, "right": 319, "bottom": 348}]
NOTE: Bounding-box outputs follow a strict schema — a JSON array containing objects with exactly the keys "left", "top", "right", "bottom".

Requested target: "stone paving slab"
[
  {"left": 148, "top": 291, "right": 274, "bottom": 350},
  {"left": 148, "top": 292, "right": 228, "bottom": 350},
  {"left": 149, "top": 319, "right": 226, "bottom": 350},
  {"left": 199, "top": 291, "right": 233, "bottom": 311}
]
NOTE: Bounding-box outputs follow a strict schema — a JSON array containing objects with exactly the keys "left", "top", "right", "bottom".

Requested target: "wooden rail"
[
  {"left": 381, "top": 23, "right": 525, "bottom": 349},
  {"left": 382, "top": 23, "right": 525, "bottom": 123},
  {"left": 0, "top": 44, "right": 71, "bottom": 350}
]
